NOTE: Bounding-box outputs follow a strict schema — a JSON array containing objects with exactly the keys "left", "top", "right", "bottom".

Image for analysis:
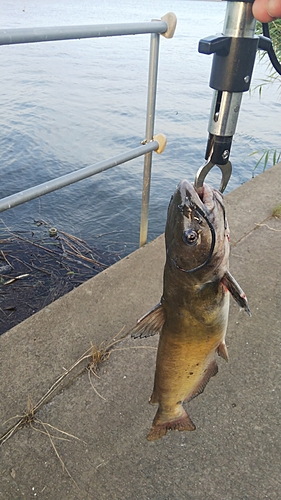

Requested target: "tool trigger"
[{"left": 194, "top": 160, "right": 232, "bottom": 194}]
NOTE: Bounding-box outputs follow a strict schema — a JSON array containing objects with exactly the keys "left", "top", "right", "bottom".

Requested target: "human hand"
[{"left": 252, "top": 0, "right": 281, "bottom": 22}]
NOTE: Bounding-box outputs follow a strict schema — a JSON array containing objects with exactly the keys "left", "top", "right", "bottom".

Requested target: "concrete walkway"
[{"left": 1, "top": 164, "right": 280, "bottom": 500}]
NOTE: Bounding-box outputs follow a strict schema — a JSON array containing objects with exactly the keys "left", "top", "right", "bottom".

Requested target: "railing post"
[
  {"left": 139, "top": 31, "right": 160, "bottom": 248},
  {"left": 0, "top": 15, "right": 176, "bottom": 243}
]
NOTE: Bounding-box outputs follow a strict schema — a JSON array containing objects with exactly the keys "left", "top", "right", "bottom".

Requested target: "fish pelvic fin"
[
  {"left": 186, "top": 359, "right": 218, "bottom": 402},
  {"left": 147, "top": 408, "right": 196, "bottom": 441},
  {"left": 221, "top": 271, "right": 251, "bottom": 316},
  {"left": 131, "top": 303, "right": 165, "bottom": 339},
  {"left": 217, "top": 341, "right": 229, "bottom": 362}
]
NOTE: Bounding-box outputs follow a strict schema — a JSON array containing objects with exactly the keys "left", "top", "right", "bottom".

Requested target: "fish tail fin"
[
  {"left": 147, "top": 408, "right": 196, "bottom": 441},
  {"left": 131, "top": 303, "right": 165, "bottom": 339}
]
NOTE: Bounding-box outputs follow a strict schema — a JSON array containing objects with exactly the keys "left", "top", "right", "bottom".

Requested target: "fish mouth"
[{"left": 178, "top": 180, "right": 214, "bottom": 213}]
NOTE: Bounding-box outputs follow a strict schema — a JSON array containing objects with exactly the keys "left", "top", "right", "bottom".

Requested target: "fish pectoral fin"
[
  {"left": 131, "top": 303, "right": 165, "bottom": 339},
  {"left": 186, "top": 360, "right": 218, "bottom": 402},
  {"left": 221, "top": 271, "right": 251, "bottom": 316},
  {"left": 217, "top": 341, "right": 229, "bottom": 362},
  {"left": 147, "top": 408, "right": 196, "bottom": 441}
]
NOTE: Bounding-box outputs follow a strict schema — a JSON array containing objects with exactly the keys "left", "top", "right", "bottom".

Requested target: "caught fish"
[{"left": 132, "top": 180, "right": 250, "bottom": 441}]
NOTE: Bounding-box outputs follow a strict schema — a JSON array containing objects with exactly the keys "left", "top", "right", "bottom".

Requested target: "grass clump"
[{"left": 272, "top": 203, "right": 281, "bottom": 218}]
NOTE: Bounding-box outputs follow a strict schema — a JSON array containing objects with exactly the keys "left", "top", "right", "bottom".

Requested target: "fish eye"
[{"left": 182, "top": 229, "right": 198, "bottom": 245}]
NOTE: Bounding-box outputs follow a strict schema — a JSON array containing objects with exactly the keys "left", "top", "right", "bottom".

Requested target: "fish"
[{"left": 131, "top": 179, "right": 250, "bottom": 441}]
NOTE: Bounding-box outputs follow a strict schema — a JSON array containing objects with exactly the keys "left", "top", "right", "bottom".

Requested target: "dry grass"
[
  {"left": 0, "top": 326, "right": 157, "bottom": 485},
  {"left": 0, "top": 329, "right": 126, "bottom": 446},
  {"left": 0, "top": 330, "right": 126, "bottom": 487},
  {"left": 0, "top": 219, "right": 118, "bottom": 334}
]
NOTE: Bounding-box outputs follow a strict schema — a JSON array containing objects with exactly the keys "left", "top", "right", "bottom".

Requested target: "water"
[{"left": 1, "top": 0, "right": 280, "bottom": 256}]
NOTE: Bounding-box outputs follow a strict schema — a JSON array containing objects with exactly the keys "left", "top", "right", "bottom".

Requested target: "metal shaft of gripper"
[
  {"left": 195, "top": 0, "right": 271, "bottom": 192},
  {"left": 206, "top": 1, "right": 256, "bottom": 160}
]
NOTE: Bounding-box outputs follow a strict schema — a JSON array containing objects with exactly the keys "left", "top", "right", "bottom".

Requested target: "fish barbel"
[{"left": 132, "top": 180, "right": 250, "bottom": 441}]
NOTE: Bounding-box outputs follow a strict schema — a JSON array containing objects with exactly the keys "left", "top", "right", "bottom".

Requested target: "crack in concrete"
[{"left": 231, "top": 215, "right": 280, "bottom": 248}]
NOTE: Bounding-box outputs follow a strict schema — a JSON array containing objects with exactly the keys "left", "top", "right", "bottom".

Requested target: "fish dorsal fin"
[
  {"left": 221, "top": 271, "right": 251, "bottom": 316},
  {"left": 131, "top": 303, "right": 165, "bottom": 339}
]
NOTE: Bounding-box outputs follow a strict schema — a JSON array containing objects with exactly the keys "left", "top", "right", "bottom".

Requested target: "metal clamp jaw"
[{"left": 194, "top": 0, "right": 271, "bottom": 193}]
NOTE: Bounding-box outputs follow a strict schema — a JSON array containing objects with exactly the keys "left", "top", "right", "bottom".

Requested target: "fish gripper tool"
[{"left": 194, "top": 0, "right": 272, "bottom": 193}]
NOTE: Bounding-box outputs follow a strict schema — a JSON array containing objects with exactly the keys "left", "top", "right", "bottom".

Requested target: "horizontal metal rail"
[
  {"left": 1, "top": 14, "right": 176, "bottom": 245},
  {"left": 0, "top": 142, "right": 159, "bottom": 213},
  {"left": 0, "top": 21, "right": 168, "bottom": 45}
]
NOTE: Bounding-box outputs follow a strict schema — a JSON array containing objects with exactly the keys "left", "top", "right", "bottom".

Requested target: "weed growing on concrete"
[
  {"left": 0, "top": 327, "right": 129, "bottom": 446},
  {"left": 272, "top": 203, "right": 281, "bottom": 219},
  {"left": 31, "top": 418, "right": 83, "bottom": 489},
  {"left": 86, "top": 329, "right": 157, "bottom": 400},
  {"left": 0, "top": 348, "right": 91, "bottom": 446},
  {"left": 86, "top": 328, "right": 126, "bottom": 401},
  {"left": 0, "top": 326, "right": 156, "bottom": 486}
]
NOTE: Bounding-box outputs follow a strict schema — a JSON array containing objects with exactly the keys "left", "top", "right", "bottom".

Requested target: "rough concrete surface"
[{"left": 0, "top": 164, "right": 280, "bottom": 500}]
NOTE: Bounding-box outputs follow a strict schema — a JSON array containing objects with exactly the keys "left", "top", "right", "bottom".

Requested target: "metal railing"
[{"left": 0, "top": 13, "right": 177, "bottom": 247}]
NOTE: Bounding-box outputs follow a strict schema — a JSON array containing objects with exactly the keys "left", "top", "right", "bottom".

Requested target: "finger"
[
  {"left": 252, "top": 0, "right": 276, "bottom": 22},
  {"left": 268, "top": 0, "right": 281, "bottom": 18}
]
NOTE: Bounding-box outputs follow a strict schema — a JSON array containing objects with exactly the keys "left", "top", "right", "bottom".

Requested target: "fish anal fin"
[
  {"left": 217, "top": 341, "right": 229, "bottom": 362},
  {"left": 186, "top": 359, "right": 218, "bottom": 402},
  {"left": 221, "top": 271, "right": 251, "bottom": 316},
  {"left": 149, "top": 389, "right": 158, "bottom": 405},
  {"left": 131, "top": 303, "right": 165, "bottom": 339},
  {"left": 147, "top": 409, "right": 196, "bottom": 441}
]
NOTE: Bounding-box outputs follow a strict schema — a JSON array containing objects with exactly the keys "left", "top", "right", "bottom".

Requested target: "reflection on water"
[{"left": 0, "top": 0, "right": 280, "bottom": 255}]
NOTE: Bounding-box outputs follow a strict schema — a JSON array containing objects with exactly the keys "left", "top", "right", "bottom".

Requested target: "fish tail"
[{"left": 147, "top": 408, "right": 196, "bottom": 441}]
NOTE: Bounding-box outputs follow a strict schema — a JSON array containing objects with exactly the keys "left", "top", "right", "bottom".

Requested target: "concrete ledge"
[
  {"left": 224, "top": 163, "right": 281, "bottom": 243},
  {"left": 0, "top": 163, "right": 280, "bottom": 499}
]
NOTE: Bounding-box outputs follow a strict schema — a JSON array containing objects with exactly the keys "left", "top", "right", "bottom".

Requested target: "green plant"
[
  {"left": 256, "top": 19, "right": 281, "bottom": 60},
  {"left": 250, "top": 148, "right": 281, "bottom": 173},
  {"left": 250, "top": 21, "right": 281, "bottom": 171},
  {"left": 254, "top": 20, "right": 281, "bottom": 94},
  {"left": 272, "top": 203, "right": 281, "bottom": 218}
]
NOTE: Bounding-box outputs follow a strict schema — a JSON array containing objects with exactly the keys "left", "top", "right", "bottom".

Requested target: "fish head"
[{"left": 165, "top": 179, "right": 229, "bottom": 282}]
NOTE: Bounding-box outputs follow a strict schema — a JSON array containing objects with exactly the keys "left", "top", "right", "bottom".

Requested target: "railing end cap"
[
  {"left": 153, "top": 134, "right": 167, "bottom": 154},
  {"left": 161, "top": 12, "right": 177, "bottom": 39}
]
